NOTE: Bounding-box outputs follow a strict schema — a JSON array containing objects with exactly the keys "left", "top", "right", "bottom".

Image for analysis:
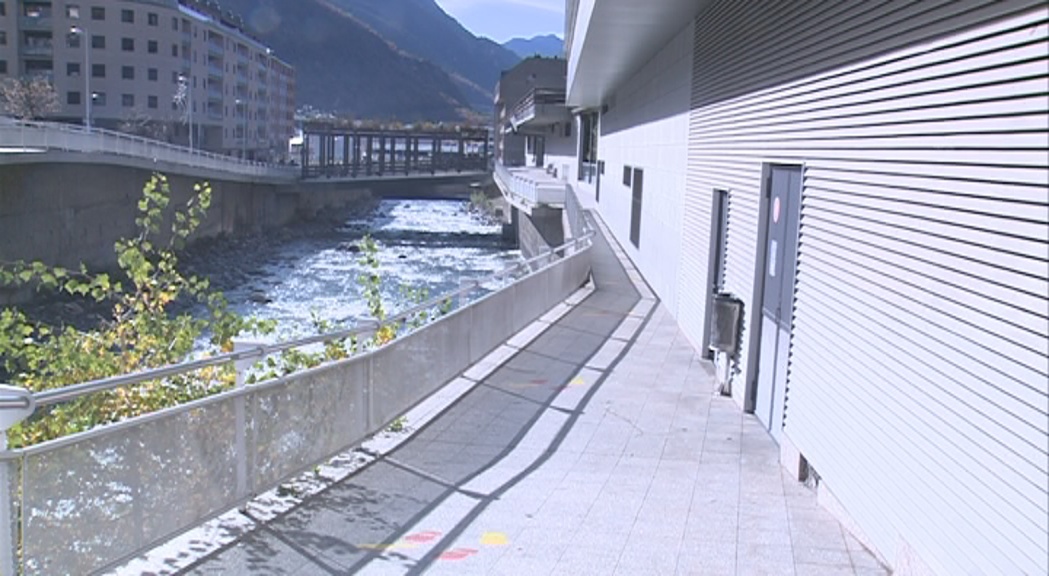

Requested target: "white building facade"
[
  {"left": 566, "top": 1, "right": 1048, "bottom": 574},
  {"left": 0, "top": 0, "right": 296, "bottom": 160}
]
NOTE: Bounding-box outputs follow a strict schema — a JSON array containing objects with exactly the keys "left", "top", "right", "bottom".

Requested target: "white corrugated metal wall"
[
  {"left": 682, "top": 1, "right": 1048, "bottom": 573},
  {"left": 596, "top": 23, "right": 694, "bottom": 318}
]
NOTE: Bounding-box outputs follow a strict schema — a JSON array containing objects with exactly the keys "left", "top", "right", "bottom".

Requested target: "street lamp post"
[
  {"left": 70, "top": 26, "right": 90, "bottom": 131},
  {"left": 178, "top": 73, "right": 193, "bottom": 151},
  {"left": 235, "top": 98, "right": 246, "bottom": 159}
]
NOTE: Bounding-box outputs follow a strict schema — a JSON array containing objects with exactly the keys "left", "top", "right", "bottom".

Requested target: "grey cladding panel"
[{"left": 688, "top": 1, "right": 1048, "bottom": 574}]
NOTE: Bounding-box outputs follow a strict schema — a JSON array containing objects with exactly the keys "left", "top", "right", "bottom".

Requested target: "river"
[{"left": 182, "top": 198, "right": 520, "bottom": 343}]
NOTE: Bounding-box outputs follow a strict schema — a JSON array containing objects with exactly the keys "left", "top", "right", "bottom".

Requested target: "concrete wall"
[
  {"left": 0, "top": 162, "right": 428, "bottom": 307},
  {"left": 524, "top": 122, "right": 577, "bottom": 182},
  {"left": 0, "top": 163, "right": 293, "bottom": 270},
  {"left": 501, "top": 133, "right": 527, "bottom": 167},
  {"left": 514, "top": 205, "right": 564, "bottom": 260}
]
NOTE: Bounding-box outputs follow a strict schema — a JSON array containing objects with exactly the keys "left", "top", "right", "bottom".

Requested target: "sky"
[{"left": 435, "top": 0, "right": 564, "bottom": 43}]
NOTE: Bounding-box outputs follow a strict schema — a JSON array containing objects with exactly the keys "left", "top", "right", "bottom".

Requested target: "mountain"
[
  {"left": 325, "top": 0, "right": 521, "bottom": 110},
  {"left": 503, "top": 35, "right": 564, "bottom": 58},
  {"left": 221, "top": 0, "right": 475, "bottom": 121}
]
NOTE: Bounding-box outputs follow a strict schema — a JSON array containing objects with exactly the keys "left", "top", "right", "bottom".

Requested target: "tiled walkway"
[{"left": 183, "top": 213, "right": 888, "bottom": 575}]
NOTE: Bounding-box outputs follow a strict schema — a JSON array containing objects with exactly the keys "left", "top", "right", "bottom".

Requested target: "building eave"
[{"left": 566, "top": 0, "right": 708, "bottom": 108}]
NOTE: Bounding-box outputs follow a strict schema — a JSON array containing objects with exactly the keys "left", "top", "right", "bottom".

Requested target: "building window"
[
  {"left": 0, "top": 31, "right": 5, "bottom": 46},
  {"left": 564, "top": 122, "right": 572, "bottom": 138},
  {"left": 121, "top": 65, "right": 134, "bottom": 80},
  {"left": 90, "top": 6, "right": 104, "bottom": 20},
  {"left": 120, "top": 8, "right": 133, "bottom": 23},
  {"left": 147, "top": 67, "right": 157, "bottom": 81},
  {"left": 0, "top": 60, "right": 6, "bottom": 75},
  {"left": 122, "top": 94, "right": 134, "bottom": 107},
  {"left": 148, "top": 95, "right": 157, "bottom": 109},
  {"left": 121, "top": 37, "right": 134, "bottom": 51},
  {"left": 623, "top": 165, "right": 632, "bottom": 186},
  {"left": 148, "top": 12, "right": 158, "bottom": 26},
  {"left": 171, "top": 44, "right": 177, "bottom": 57},
  {"left": 147, "top": 40, "right": 157, "bottom": 54},
  {"left": 630, "top": 168, "right": 643, "bottom": 248},
  {"left": 66, "top": 5, "right": 79, "bottom": 19},
  {"left": 91, "top": 64, "right": 104, "bottom": 78},
  {"left": 67, "top": 62, "right": 80, "bottom": 76},
  {"left": 0, "top": 3, "right": 7, "bottom": 17},
  {"left": 91, "top": 35, "right": 104, "bottom": 49},
  {"left": 172, "top": 17, "right": 178, "bottom": 31},
  {"left": 93, "top": 92, "right": 106, "bottom": 106},
  {"left": 68, "top": 33, "right": 80, "bottom": 48},
  {"left": 68, "top": 91, "right": 81, "bottom": 105}
]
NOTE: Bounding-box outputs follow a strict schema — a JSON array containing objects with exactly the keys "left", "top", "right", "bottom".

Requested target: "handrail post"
[
  {"left": 0, "top": 385, "right": 35, "bottom": 576},
  {"left": 458, "top": 278, "right": 474, "bottom": 310},
  {"left": 231, "top": 341, "right": 262, "bottom": 507}
]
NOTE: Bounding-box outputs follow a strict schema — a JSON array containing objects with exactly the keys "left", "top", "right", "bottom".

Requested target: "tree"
[
  {"left": 118, "top": 108, "right": 169, "bottom": 141},
  {"left": 0, "top": 174, "right": 271, "bottom": 448},
  {"left": 0, "top": 75, "right": 60, "bottom": 120}
]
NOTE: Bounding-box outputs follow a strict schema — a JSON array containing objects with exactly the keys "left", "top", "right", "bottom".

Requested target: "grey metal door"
[{"left": 754, "top": 166, "right": 802, "bottom": 441}]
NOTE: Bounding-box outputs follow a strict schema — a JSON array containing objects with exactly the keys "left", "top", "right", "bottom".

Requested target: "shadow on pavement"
[{"left": 183, "top": 215, "right": 644, "bottom": 575}]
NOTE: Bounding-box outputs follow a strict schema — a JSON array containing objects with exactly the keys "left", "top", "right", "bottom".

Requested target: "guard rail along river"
[{"left": 0, "top": 226, "right": 594, "bottom": 575}]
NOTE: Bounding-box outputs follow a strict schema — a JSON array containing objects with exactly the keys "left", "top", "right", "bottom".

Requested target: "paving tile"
[
  {"left": 554, "top": 546, "right": 622, "bottom": 575},
  {"left": 793, "top": 563, "right": 856, "bottom": 576},
  {"left": 676, "top": 551, "right": 737, "bottom": 575},
  {"left": 790, "top": 519, "right": 847, "bottom": 550},
  {"left": 793, "top": 545, "right": 854, "bottom": 567},
  {"left": 615, "top": 543, "right": 682, "bottom": 576}
]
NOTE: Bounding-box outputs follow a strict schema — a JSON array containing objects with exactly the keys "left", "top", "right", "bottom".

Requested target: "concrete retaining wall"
[
  {"left": 515, "top": 205, "right": 565, "bottom": 260},
  {"left": 0, "top": 163, "right": 387, "bottom": 306}
]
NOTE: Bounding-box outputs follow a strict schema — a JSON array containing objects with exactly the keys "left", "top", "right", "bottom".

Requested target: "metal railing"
[
  {"left": 0, "top": 120, "right": 299, "bottom": 180},
  {"left": 494, "top": 161, "right": 568, "bottom": 210},
  {"left": 0, "top": 225, "right": 595, "bottom": 575},
  {"left": 509, "top": 88, "right": 568, "bottom": 130}
]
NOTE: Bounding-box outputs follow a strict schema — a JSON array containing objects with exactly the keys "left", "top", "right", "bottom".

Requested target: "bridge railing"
[
  {"left": 0, "top": 224, "right": 594, "bottom": 575},
  {"left": 0, "top": 119, "right": 298, "bottom": 180}
]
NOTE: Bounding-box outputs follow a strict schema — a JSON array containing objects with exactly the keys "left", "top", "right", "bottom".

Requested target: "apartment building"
[
  {"left": 0, "top": 0, "right": 296, "bottom": 160},
  {"left": 493, "top": 57, "right": 571, "bottom": 171},
  {"left": 564, "top": 1, "right": 1048, "bottom": 575}
]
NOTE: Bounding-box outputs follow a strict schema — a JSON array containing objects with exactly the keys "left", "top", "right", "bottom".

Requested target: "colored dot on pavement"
[
  {"left": 439, "top": 548, "right": 479, "bottom": 561},
  {"left": 404, "top": 530, "right": 441, "bottom": 543},
  {"left": 480, "top": 532, "right": 509, "bottom": 546},
  {"left": 570, "top": 377, "right": 586, "bottom": 387}
]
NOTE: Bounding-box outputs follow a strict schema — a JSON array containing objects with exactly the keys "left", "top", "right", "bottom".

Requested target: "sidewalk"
[{"left": 182, "top": 212, "right": 888, "bottom": 575}]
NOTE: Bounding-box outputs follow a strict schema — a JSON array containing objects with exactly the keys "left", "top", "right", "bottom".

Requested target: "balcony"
[
  {"left": 21, "top": 37, "right": 53, "bottom": 57},
  {"left": 20, "top": 15, "right": 52, "bottom": 30},
  {"left": 508, "top": 88, "right": 570, "bottom": 133},
  {"left": 494, "top": 161, "right": 566, "bottom": 214}
]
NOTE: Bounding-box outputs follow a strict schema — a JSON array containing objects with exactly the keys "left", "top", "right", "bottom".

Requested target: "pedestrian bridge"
[
  {"left": 0, "top": 120, "right": 492, "bottom": 186},
  {"left": 299, "top": 122, "right": 489, "bottom": 180}
]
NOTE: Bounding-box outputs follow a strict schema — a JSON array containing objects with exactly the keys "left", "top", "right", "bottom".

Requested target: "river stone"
[{"left": 249, "top": 291, "right": 272, "bottom": 304}]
